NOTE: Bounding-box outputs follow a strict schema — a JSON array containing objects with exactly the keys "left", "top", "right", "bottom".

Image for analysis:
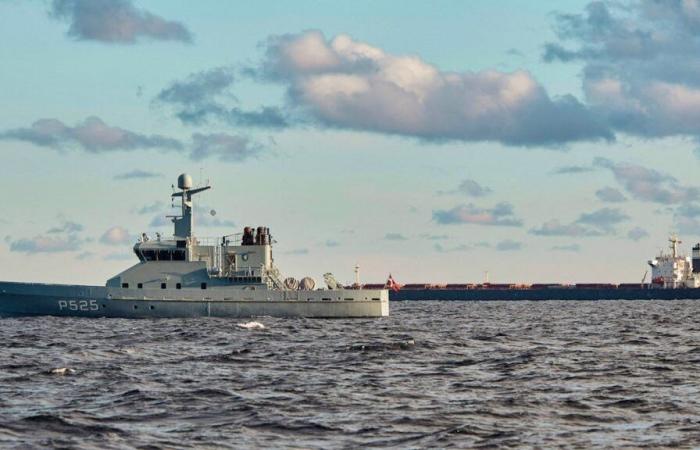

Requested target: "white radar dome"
[{"left": 178, "top": 173, "right": 193, "bottom": 190}]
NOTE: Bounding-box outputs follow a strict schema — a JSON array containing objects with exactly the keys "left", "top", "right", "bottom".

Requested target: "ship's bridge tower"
[{"left": 648, "top": 235, "right": 693, "bottom": 288}]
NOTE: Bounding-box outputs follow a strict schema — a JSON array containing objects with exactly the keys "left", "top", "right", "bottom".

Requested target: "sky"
[{"left": 2, "top": 0, "right": 700, "bottom": 285}]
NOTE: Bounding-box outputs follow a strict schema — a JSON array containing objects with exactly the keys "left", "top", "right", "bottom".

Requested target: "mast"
[
  {"left": 670, "top": 235, "right": 681, "bottom": 259},
  {"left": 170, "top": 173, "right": 210, "bottom": 239}
]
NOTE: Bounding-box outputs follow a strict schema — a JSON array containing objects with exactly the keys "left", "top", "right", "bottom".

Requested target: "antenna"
[{"left": 171, "top": 173, "right": 211, "bottom": 238}]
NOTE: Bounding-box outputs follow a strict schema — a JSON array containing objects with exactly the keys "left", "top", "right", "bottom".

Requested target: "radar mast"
[{"left": 170, "top": 173, "right": 210, "bottom": 239}]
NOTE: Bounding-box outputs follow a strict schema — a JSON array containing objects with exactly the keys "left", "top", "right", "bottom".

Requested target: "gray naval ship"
[{"left": 0, "top": 174, "right": 389, "bottom": 318}]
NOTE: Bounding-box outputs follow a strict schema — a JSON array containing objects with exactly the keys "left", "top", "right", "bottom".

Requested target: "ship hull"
[
  {"left": 391, "top": 287, "right": 700, "bottom": 301},
  {"left": 0, "top": 282, "right": 389, "bottom": 318}
]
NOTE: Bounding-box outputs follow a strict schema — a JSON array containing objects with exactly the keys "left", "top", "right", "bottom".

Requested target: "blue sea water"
[{"left": 1, "top": 300, "right": 699, "bottom": 448}]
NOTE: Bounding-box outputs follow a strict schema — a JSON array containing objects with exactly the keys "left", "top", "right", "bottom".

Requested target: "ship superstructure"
[
  {"left": 110, "top": 174, "right": 287, "bottom": 292},
  {"left": 647, "top": 236, "right": 700, "bottom": 288},
  {"left": 0, "top": 174, "right": 389, "bottom": 318}
]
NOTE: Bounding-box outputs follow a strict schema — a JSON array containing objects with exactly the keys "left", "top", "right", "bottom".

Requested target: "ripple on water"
[{"left": 1, "top": 300, "right": 700, "bottom": 448}]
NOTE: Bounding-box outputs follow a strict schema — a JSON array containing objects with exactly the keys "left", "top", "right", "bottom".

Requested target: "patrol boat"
[{"left": 0, "top": 174, "right": 389, "bottom": 318}]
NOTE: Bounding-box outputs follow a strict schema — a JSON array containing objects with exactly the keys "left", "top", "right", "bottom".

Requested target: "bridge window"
[
  {"left": 161, "top": 283, "right": 166, "bottom": 289},
  {"left": 138, "top": 248, "right": 187, "bottom": 262},
  {"left": 121, "top": 283, "right": 129, "bottom": 288},
  {"left": 201, "top": 283, "right": 207, "bottom": 290},
  {"left": 176, "top": 283, "right": 182, "bottom": 289},
  {"left": 137, "top": 283, "right": 143, "bottom": 289}
]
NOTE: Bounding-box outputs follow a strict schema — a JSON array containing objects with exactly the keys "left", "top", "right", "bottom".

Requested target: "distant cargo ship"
[{"left": 366, "top": 236, "right": 700, "bottom": 301}]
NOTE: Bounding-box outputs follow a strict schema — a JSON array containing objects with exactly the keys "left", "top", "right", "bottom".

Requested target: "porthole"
[
  {"left": 133, "top": 305, "right": 138, "bottom": 310},
  {"left": 149, "top": 305, "right": 155, "bottom": 310}
]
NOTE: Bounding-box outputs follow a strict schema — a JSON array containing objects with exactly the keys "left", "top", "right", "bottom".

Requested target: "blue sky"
[{"left": 2, "top": 0, "right": 700, "bottom": 285}]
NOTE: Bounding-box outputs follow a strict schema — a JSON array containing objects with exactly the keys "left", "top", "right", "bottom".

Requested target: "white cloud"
[
  {"left": 433, "top": 202, "right": 522, "bottom": 226},
  {"left": 51, "top": 0, "right": 192, "bottom": 44},
  {"left": 255, "top": 30, "right": 612, "bottom": 145}
]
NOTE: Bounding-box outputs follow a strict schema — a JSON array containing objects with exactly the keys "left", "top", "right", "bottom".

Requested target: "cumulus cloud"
[
  {"left": 576, "top": 207, "right": 629, "bottom": 231},
  {"left": 676, "top": 203, "right": 700, "bottom": 218},
  {"left": 594, "top": 157, "right": 699, "bottom": 204},
  {"left": 433, "top": 202, "right": 522, "bottom": 226},
  {"left": 384, "top": 232, "right": 408, "bottom": 241},
  {"left": 155, "top": 67, "right": 235, "bottom": 124},
  {"left": 0, "top": 117, "right": 183, "bottom": 153},
  {"left": 530, "top": 219, "right": 603, "bottom": 237},
  {"left": 0, "top": 117, "right": 265, "bottom": 163},
  {"left": 114, "top": 170, "right": 162, "bottom": 180},
  {"left": 595, "top": 186, "right": 627, "bottom": 203},
  {"left": 627, "top": 227, "right": 650, "bottom": 241},
  {"left": 545, "top": 1, "right": 700, "bottom": 139},
  {"left": 227, "top": 107, "right": 289, "bottom": 128},
  {"left": 419, "top": 233, "right": 449, "bottom": 240},
  {"left": 552, "top": 165, "right": 595, "bottom": 174},
  {"left": 434, "top": 243, "right": 472, "bottom": 253},
  {"left": 50, "top": 0, "right": 192, "bottom": 44},
  {"left": 10, "top": 235, "right": 82, "bottom": 253},
  {"left": 673, "top": 203, "right": 700, "bottom": 235},
  {"left": 250, "top": 30, "right": 611, "bottom": 145},
  {"left": 496, "top": 239, "right": 523, "bottom": 251},
  {"left": 100, "top": 226, "right": 132, "bottom": 245},
  {"left": 439, "top": 179, "right": 492, "bottom": 197},
  {"left": 9, "top": 220, "right": 84, "bottom": 253},
  {"left": 531, "top": 207, "right": 629, "bottom": 237},
  {"left": 155, "top": 68, "right": 290, "bottom": 128}
]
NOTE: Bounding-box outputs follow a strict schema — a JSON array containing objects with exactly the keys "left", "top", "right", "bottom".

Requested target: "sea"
[{"left": 1, "top": 300, "right": 699, "bottom": 449}]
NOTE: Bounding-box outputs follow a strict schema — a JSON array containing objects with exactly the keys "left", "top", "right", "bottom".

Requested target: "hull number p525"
[{"left": 58, "top": 300, "right": 99, "bottom": 311}]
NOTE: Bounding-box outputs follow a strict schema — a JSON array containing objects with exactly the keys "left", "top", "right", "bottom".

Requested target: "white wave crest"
[{"left": 237, "top": 321, "right": 266, "bottom": 330}]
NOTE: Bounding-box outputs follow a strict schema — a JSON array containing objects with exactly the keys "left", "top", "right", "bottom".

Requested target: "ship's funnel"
[{"left": 178, "top": 173, "right": 193, "bottom": 190}]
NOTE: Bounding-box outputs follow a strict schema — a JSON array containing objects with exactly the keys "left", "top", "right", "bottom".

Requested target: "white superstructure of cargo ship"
[{"left": 648, "top": 236, "right": 700, "bottom": 288}]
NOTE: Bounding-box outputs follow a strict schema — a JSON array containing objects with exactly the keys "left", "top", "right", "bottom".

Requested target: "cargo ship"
[{"left": 366, "top": 236, "right": 700, "bottom": 301}]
